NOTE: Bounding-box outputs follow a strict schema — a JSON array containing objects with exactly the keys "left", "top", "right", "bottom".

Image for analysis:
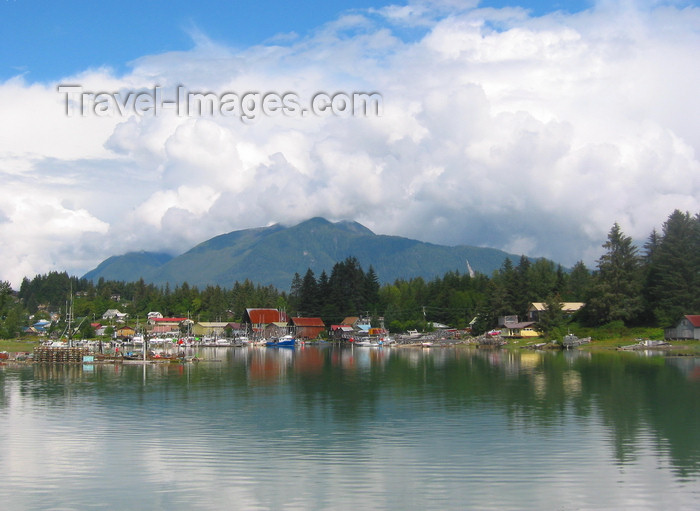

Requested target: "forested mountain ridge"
[
  {"left": 82, "top": 217, "right": 533, "bottom": 290},
  {"left": 4, "top": 210, "right": 697, "bottom": 338}
]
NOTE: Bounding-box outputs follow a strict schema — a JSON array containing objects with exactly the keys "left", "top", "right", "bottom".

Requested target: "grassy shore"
[
  {"left": 0, "top": 339, "right": 40, "bottom": 353},
  {"left": 2, "top": 330, "right": 699, "bottom": 356},
  {"left": 508, "top": 321, "right": 700, "bottom": 355}
]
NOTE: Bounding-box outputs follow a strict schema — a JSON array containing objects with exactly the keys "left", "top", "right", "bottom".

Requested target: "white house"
[{"left": 102, "top": 309, "right": 128, "bottom": 321}]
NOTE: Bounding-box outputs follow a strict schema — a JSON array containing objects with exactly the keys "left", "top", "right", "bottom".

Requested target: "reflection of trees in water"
[
  {"left": 1, "top": 347, "right": 697, "bottom": 477},
  {"left": 288, "top": 347, "right": 700, "bottom": 478}
]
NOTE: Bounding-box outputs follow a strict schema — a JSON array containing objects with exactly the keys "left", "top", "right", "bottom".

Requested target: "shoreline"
[{"left": 2, "top": 337, "right": 699, "bottom": 362}]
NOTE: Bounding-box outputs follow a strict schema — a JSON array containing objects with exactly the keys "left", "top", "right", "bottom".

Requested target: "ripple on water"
[{"left": 1, "top": 350, "right": 698, "bottom": 511}]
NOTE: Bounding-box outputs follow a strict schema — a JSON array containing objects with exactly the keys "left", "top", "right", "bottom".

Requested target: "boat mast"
[{"left": 66, "top": 284, "right": 74, "bottom": 348}]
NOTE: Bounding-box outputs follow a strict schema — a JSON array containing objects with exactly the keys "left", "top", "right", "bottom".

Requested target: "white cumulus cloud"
[{"left": 0, "top": 0, "right": 698, "bottom": 287}]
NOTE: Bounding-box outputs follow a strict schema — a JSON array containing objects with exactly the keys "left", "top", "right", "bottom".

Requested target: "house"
[
  {"left": 498, "top": 316, "right": 541, "bottom": 338},
  {"left": 32, "top": 320, "right": 51, "bottom": 335},
  {"left": 147, "top": 312, "right": 163, "bottom": 319},
  {"left": 341, "top": 316, "right": 360, "bottom": 327},
  {"left": 116, "top": 325, "right": 136, "bottom": 339},
  {"left": 291, "top": 317, "right": 326, "bottom": 339},
  {"left": 91, "top": 322, "right": 106, "bottom": 336},
  {"left": 102, "top": 309, "right": 128, "bottom": 321},
  {"left": 664, "top": 315, "right": 700, "bottom": 340},
  {"left": 147, "top": 317, "right": 190, "bottom": 335},
  {"left": 500, "top": 321, "right": 542, "bottom": 338},
  {"left": 242, "top": 308, "right": 290, "bottom": 337},
  {"left": 192, "top": 322, "right": 229, "bottom": 338},
  {"left": 226, "top": 321, "right": 243, "bottom": 331},
  {"left": 527, "top": 302, "right": 585, "bottom": 322},
  {"left": 147, "top": 316, "right": 188, "bottom": 326},
  {"left": 330, "top": 325, "right": 355, "bottom": 340},
  {"left": 341, "top": 316, "right": 372, "bottom": 333}
]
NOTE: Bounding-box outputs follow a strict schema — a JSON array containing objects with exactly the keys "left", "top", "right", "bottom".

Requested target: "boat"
[
  {"left": 266, "top": 335, "right": 296, "bottom": 348},
  {"left": 121, "top": 352, "right": 145, "bottom": 360},
  {"left": 562, "top": 334, "right": 591, "bottom": 349},
  {"left": 354, "top": 338, "right": 380, "bottom": 347},
  {"left": 618, "top": 339, "right": 669, "bottom": 351}
]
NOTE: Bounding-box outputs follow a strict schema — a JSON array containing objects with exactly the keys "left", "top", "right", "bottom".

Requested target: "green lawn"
[
  {"left": 0, "top": 339, "right": 40, "bottom": 353},
  {"left": 504, "top": 321, "right": 700, "bottom": 354}
]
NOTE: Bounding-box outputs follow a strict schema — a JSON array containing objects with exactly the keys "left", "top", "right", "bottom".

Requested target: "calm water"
[{"left": 1, "top": 346, "right": 699, "bottom": 511}]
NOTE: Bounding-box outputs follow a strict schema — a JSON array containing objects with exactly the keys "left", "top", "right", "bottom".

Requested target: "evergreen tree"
[
  {"left": 288, "top": 272, "right": 302, "bottom": 312},
  {"left": 489, "top": 258, "right": 521, "bottom": 319},
  {"left": 1, "top": 306, "right": 22, "bottom": 338},
  {"left": 527, "top": 258, "right": 559, "bottom": 302},
  {"left": 317, "top": 271, "right": 330, "bottom": 299},
  {"left": 586, "top": 223, "right": 644, "bottom": 325},
  {"left": 537, "top": 294, "right": 565, "bottom": 337},
  {"left": 365, "top": 266, "right": 380, "bottom": 308},
  {"left": 299, "top": 269, "right": 319, "bottom": 316},
  {"left": 317, "top": 270, "right": 336, "bottom": 322},
  {"left": 0, "top": 280, "right": 12, "bottom": 315},
  {"left": 79, "top": 320, "right": 96, "bottom": 339},
  {"left": 643, "top": 228, "right": 661, "bottom": 264},
  {"left": 514, "top": 256, "right": 533, "bottom": 316},
  {"left": 566, "top": 261, "right": 591, "bottom": 301},
  {"left": 646, "top": 210, "right": 700, "bottom": 326}
]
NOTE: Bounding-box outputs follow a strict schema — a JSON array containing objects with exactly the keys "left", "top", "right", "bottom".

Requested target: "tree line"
[{"left": 1, "top": 209, "right": 697, "bottom": 338}]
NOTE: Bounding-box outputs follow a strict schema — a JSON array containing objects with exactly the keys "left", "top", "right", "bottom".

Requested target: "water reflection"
[{"left": 1, "top": 346, "right": 698, "bottom": 510}]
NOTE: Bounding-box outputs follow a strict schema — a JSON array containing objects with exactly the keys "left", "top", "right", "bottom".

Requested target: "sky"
[{"left": 1, "top": 0, "right": 698, "bottom": 288}]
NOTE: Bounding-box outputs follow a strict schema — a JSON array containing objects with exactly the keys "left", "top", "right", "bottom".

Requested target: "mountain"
[
  {"left": 83, "top": 217, "right": 533, "bottom": 290},
  {"left": 82, "top": 251, "right": 173, "bottom": 283}
]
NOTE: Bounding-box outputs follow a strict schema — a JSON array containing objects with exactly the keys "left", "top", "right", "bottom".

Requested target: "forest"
[{"left": 1, "top": 209, "right": 698, "bottom": 338}]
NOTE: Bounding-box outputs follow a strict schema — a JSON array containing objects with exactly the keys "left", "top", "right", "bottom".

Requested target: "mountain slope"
[
  {"left": 83, "top": 218, "right": 531, "bottom": 290},
  {"left": 82, "top": 251, "right": 172, "bottom": 283}
]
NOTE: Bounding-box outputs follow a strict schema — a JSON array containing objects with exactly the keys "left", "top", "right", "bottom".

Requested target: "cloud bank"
[{"left": 1, "top": 1, "right": 698, "bottom": 287}]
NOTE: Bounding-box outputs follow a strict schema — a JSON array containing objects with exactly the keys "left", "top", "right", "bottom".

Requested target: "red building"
[
  {"left": 242, "top": 308, "right": 290, "bottom": 337},
  {"left": 291, "top": 317, "right": 326, "bottom": 339}
]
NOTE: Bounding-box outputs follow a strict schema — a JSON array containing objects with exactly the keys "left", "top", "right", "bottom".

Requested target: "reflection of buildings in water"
[
  {"left": 246, "top": 347, "right": 294, "bottom": 383},
  {"left": 519, "top": 352, "right": 542, "bottom": 373},
  {"left": 403, "top": 349, "right": 423, "bottom": 368},
  {"left": 332, "top": 346, "right": 357, "bottom": 371},
  {"left": 562, "top": 370, "right": 582, "bottom": 396},
  {"left": 294, "top": 347, "right": 324, "bottom": 376},
  {"left": 562, "top": 350, "right": 592, "bottom": 364},
  {"left": 33, "top": 364, "right": 89, "bottom": 382},
  {"left": 502, "top": 351, "right": 521, "bottom": 378},
  {"left": 425, "top": 348, "right": 449, "bottom": 368},
  {"left": 346, "top": 345, "right": 390, "bottom": 371},
  {"left": 666, "top": 357, "right": 700, "bottom": 381},
  {"left": 533, "top": 372, "right": 546, "bottom": 400},
  {"left": 474, "top": 348, "right": 522, "bottom": 377}
]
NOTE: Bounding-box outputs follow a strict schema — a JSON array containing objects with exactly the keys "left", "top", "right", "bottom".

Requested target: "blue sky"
[
  {"left": 2, "top": 0, "right": 594, "bottom": 81},
  {"left": 2, "top": 1, "right": 381, "bottom": 80},
  {"left": 0, "top": 0, "right": 698, "bottom": 286}
]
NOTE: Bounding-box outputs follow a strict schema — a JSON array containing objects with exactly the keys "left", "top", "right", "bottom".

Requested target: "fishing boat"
[
  {"left": 266, "top": 335, "right": 296, "bottom": 348},
  {"left": 562, "top": 334, "right": 591, "bottom": 349}
]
